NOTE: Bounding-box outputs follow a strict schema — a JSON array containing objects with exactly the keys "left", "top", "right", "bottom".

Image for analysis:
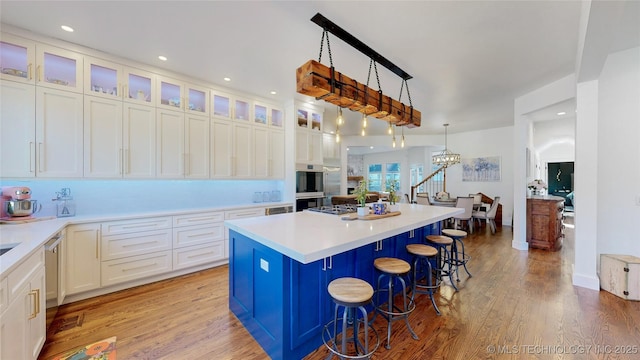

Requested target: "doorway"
[{"left": 547, "top": 161, "right": 574, "bottom": 211}]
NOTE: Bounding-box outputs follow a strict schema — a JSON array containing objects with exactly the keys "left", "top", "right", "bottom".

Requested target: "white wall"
[
  {"left": 596, "top": 46, "right": 640, "bottom": 257},
  {"left": 445, "top": 126, "right": 514, "bottom": 226},
  {"left": 534, "top": 117, "right": 576, "bottom": 182}
]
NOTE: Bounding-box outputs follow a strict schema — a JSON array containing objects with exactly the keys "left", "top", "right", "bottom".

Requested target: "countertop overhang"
[{"left": 225, "top": 203, "right": 463, "bottom": 264}]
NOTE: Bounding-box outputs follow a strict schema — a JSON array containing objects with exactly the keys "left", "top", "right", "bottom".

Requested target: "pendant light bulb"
[
  {"left": 387, "top": 123, "right": 392, "bottom": 135},
  {"left": 392, "top": 135, "right": 396, "bottom": 148},
  {"left": 336, "top": 107, "right": 343, "bottom": 126},
  {"left": 336, "top": 130, "right": 340, "bottom": 143},
  {"left": 401, "top": 135, "right": 405, "bottom": 148},
  {"left": 362, "top": 113, "right": 367, "bottom": 128},
  {"left": 361, "top": 128, "right": 365, "bottom": 137}
]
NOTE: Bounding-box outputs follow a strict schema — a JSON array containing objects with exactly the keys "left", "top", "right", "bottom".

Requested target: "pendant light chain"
[{"left": 317, "top": 30, "right": 334, "bottom": 67}]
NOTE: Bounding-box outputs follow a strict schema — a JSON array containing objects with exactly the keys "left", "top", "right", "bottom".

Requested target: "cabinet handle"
[
  {"left": 123, "top": 84, "right": 128, "bottom": 99},
  {"left": 119, "top": 149, "right": 123, "bottom": 175},
  {"left": 38, "top": 142, "right": 44, "bottom": 172},
  {"left": 122, "top": 262, "right": 157, "bottom": 272},
  {"left": 124, "top": 149, "right": 129, "bottom": 174},
  {"left": 328, "top": 256, "right": 333, "bottom": 270},
  {"left": 96, "top": 231, "right": 100, "bottom": 259},
  {"left": 184, "top": 153, "right": 189, "bottom": 176},
  {"left": 322, "top": 258, "right": 326, "bottom": 271},
  {"left": 29, "top": 141, "right": 35, "bottom": 173},
  {"left": 28, "top": 63, "right": 33, "bottom": 80},
  {"left": 28, "top": 289, "right": 40, "bottom": 319},
  {"left": 122, "top": 240, "right": 157, "bottom": 248},
  {"left": 36, "top": 65, "right": 41, "bottom": 82}
]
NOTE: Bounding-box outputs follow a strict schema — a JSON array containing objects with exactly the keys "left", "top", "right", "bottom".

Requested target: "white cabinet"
[
  {"left": 172, "top": 212, "right": 226, "bottom": 270},
  {"left": 0, "top": 81, "right": 35, "bottom": 177},
  {"left": 35, "top": 86, "right": 84, "bottom": 177},
  {"left": 323, "top": 132, "right": 341, "bottom": 161},
  {"left": 100, "top": 217, "right": 173, "bottom": 286},
  {"left": 184, "top": 113, "right": 210, "bottom": 179},
  {"left": 233, "top": 122, "right": 252, "bottom": 178},
  {"left": 84, "top": 55, "right": 157, "bottom": 106},
  {"left": 1, "top": 78, "right": 83, "bottom": 178},
  {"left": 35, "top": 43, "right": 83, "bottom": 93},
  {"left": 295, "top": 104, "right": 324, "bottom": 165},
  {"left": 210, "top": 119, "right": 233, "bottom": 177},
  {"left": 253, "top": 126, "right": 269, "bottom": 178},
  {"left": 157, "top": 75, "right": 209, "bottom": 116},
  {"left": 123, "top": 103, "right": 156, "bottom": 178},
  {"left": 270, "top": 129, "right": 285, "bottom": 179},
  {"left": 0, "top": 33, "right": 35, "bottom": 84},
  {"left": 65, "top": 224, "right": 101, "bottom": 295},
  {"left": 156, "top": 109, "right": 209, "bottom": 179},
  {"left": 0, "top": 249, "right": 46, "bottom": 360}
]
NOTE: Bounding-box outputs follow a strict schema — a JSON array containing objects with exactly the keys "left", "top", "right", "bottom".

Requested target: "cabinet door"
[
  {"left": 253, "top": 126, "right": 269, "bottom": 178},
  {"left": 27, "top": 267, "right": 46, "bottom": 360},
  {"left": 157, "top": 76, "right": 184, "bottom": 111},
  {"left": 156, "top": 109, "right": 185, "bottom": 178},
  {"left": 35, "top": 86, "right": 84, "bottom": 177},
  {"left": 323, "top": 133, "right": 340, "bottom": 160},
  {"left": 233, "top": 97, "right": 251, "bottom": 121},
  {"left": 84, "top": 55, "right": 122, "bottom": 99},
  {"left": 123, "top": 66, "right": 155, "bottom": 105},
  {"left": 35, "top": 43, "right": 83, "bottom": 93},
  {"left": 0, "top": 81, "right": 35, "bottom": 177},
  {"left": 186, "top": 84, "right": 209, "bottom": 116},
  {"left": 0, "top": 281, "right": 29, "bottom": 359},
  {"left": 185, "top": 114, "right": 209, "bottom": 179},
  {"left": 211, "top": 91, "right": 232, "bottom": 120},
  {"left": 269, "top": 129, "right": 285, "bottom": 179},
  {"left": 65, "top": 224, "right": 101, "bottom": 295},
  {"left": 309, "top": 132, "right": 323, "bottom": 165},
  {"left": 123, "top": 103, "right": 156, "bottom": 178},
  {"left": 270, "top": 107, "right": 284, "bottom": 128},
  {"left": 295, "top": 129, "right": 309, "bottom": 164},
  {"left": 210, "top": 119, "right": 233, "bottom": 177},
  {"left": 253, "top": 102, "right": 268, "bottom": 126},
  {"left": 233, "top": 123, "right": 252, "bottom": 177},
  {"left": 83, "top": 96, "right": 123, "bottom": 178},
  {"left": 0, "top": 33, "right": 36, "bottom": 84}
]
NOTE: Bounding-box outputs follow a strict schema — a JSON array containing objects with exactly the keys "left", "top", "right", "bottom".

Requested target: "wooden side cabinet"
[{"left": 526, "top": 196, "right": 564, "bottom": 251}]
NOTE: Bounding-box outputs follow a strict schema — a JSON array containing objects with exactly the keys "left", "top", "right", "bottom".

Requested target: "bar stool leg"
[{"left": 397, "top": 276, "right": 419, "bottom": 340}]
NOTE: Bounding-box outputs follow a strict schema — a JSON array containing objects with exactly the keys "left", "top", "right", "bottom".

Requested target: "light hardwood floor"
[{"left": 39, "top": 215, "right": 640, "bottom": 359}]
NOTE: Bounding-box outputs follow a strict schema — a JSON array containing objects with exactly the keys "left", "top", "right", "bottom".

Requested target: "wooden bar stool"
[
  {"left": 442, "top": 229, "right": 472, "bottom": 282},
  {"left": 406, "top": 244, "right": 442, "bottom": 315},
  {"left": 323, "top": 277, "right": 379, "bottom": 359},
  {"left": 425, "top": 235, "right": 457, "bottom": 291},
  {"left": 371, "top": 257, "right": 418, "bottom": 349}
]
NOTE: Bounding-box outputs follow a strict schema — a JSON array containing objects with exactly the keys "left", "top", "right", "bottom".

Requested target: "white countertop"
[
  {"left": 0, "top": 202, "right": 290, "bottom": 277},
  {"left": 225, "top": 203, "right": 463, "bottom": 264}
]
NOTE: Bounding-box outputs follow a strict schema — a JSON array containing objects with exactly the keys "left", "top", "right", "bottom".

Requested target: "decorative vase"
[{"left": 357, "top": 206, "right": 368, "bottom": 217}]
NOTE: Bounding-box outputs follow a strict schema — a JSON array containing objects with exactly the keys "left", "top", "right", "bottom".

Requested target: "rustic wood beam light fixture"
[{"left": 296, "top": 13, "right": 421, "bottom": 128}]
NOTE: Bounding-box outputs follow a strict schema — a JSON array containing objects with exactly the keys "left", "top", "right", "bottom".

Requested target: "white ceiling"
[{"left": 1, "top": 1, "right": 637, "bottom": 137}]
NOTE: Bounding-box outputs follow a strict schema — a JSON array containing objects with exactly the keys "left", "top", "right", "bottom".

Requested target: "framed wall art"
[{"left": 462, "top": 156, "right": 501, "bottom": 182}]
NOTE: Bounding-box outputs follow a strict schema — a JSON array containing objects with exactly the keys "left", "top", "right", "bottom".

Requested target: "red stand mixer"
[{"left": 1, "top": 186, "right": 41, "bottom": 219}]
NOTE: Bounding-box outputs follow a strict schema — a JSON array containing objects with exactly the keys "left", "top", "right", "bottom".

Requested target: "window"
[
  {"left": 368, "top": 164, "right": 382, "bottom": 191},
  {"left": 385, "top": 163, "right": 401, "bottom": 191},
  {"left": 410, "top": 164, "right": 424, "bottom": 192}
]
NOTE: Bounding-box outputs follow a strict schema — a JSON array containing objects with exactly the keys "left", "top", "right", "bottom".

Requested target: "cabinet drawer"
[
  {"left": 101, "top": 251, "right": 172, "bottom": 286},
  {"left": 7, "top": 248, "right": 44, "bottom": 302},
  {"left": 225, "top": 208, "right": 264, "bottom": 220},
  {"left": 101, "top": 216, "right": 172, "bottom": 236},
  {"left": 173, "top": 212, "right": 224, "bottom": 228},
  {"left": 102, "top": 230, "right": 172, "bottom": 261},
  {"left": 173, "top": 223, "right": 224, "bottom": 249},
  {"left": 173, "top": 242, "right": 225, "bottom": 270}
]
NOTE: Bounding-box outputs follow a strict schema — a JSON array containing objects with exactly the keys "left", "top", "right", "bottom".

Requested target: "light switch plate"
[{"left": 260, "top": 258, "right": 269, "bottom": 272}]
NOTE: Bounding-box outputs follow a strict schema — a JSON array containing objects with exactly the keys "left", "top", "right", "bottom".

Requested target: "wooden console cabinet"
[{"left": 526, "top": 196, "right": 564, "bottom": 251}]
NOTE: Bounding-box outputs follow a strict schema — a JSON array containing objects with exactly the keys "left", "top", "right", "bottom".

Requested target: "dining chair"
[
  {"left": 472, "top": 196, "right": 500, "bottom": 234},
  {"left": 451, "top": 197, "right": 474, "bottom": 233},
  {"left": 415, "top": 192, "right": 431, "bottom": 205},
  {"left": 469, "top": 193, "right": 482, "bottom": 211}
]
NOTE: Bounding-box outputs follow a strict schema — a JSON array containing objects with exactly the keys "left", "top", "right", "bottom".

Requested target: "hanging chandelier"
[{"left": 432, "top": 124, "right": 460, "bottom": 167}]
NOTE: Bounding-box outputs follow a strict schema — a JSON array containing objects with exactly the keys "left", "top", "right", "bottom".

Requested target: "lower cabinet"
[
  {"left": 102, "top": 251, "right": 173, "bottom": 286},
  {"left": 65, "top": 223, "right": 101, "bottom": 295},
  {"left": 0, "top": 249, "right": 46, "bottom": 360}
]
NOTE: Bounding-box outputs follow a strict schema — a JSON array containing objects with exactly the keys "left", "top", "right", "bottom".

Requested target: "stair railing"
[{"left": 410, "top": 165, "right": 448, "bottom": 203}]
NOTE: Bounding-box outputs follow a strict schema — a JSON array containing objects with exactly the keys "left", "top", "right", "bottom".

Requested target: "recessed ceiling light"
[
  {"left": 270, "top": 91, "right": 277, "bottom": 95},
  {"left": 557, "top": 111, "right": 566, "bottom": 116},
  {"left": 370, "top": 146, "right": 374, "bottom": 149},
  {"left": 61, "top": 25, "right": 74, "bottom": 32},
  {"left": 223, "top": 77, "right": 231, "bottom": 82},
  {"left": 158, "top": 55, "right": 167, "bottom": 61},
  {"left": 346, "top": 147, "right": 350, "bottom": 151}
]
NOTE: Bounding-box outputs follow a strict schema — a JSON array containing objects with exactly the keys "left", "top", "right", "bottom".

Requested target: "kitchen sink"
[{"left": 0, "top": 243, "right": 18, "bottom": 256}]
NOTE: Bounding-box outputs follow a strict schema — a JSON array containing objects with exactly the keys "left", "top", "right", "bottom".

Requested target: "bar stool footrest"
[{"left": 322, "top": 318, "right": 379, "bottom": 359}]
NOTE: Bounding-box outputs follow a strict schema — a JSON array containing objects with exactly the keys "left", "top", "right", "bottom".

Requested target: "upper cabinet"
[
  {"left": 84, "top": 56, "right": 156, "bottom": 105},
  {"left": 254, "top": 101, "right": 284, "bottom": 129},
  {"left": 157, "top": 76, "right": 209, "bottom": 116},
  {"left": 296, "top": 106, "right": 323, "bottom": 133},
  {"left": 295, "top": 103, "right": 324, "bottom": 165},
  {"left": 0, "top": 34, "right": 82, "bottom": 92},
  {"left": 36, "top": 43, "right": 83, "bottom": 93},
  {"left": 0, "top": 33, "right": 35, "bottom": 84}
]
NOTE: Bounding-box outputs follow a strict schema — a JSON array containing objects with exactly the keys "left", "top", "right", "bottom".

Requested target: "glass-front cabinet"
[
  {"left": 296, "top": 107, "right": 322, "bottom": 132},
  {"left": 83, "top": 56, "right": 156, "bottom": 105},
  {"left": 36, "top": 43, "right": 83, "bottom": 93},
  {"left": 212, "top": 91, "right": 231, "bottom": 119},
  {"left": 254, "top": 102, "right": 284, "bottom": 128},
  {"left": 271, "top": 107, "right": 284, "bottom": 128},
  {"left": 234, "top": 97, "right": 250, "bottom": 122},
  {"left": 123, "top": 67, "right": 155, "bottom": 105},
  {"left": 157, "top": 76, "right": 209, "bottom": 115},
  {"left": 0, "top": 33, "right": 35, "bottom": 84}
]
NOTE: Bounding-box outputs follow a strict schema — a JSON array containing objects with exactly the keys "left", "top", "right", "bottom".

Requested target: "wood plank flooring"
[{"left": 39, "top": 215, "right": 640, "bottom": 359}]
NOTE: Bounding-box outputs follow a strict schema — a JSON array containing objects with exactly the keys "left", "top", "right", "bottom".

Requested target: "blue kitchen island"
[{"left": 225, "top": 203, "right": 462, "bottom": 360}]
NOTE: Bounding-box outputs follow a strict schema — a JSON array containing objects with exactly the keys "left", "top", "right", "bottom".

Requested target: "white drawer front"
[
  {"left": 173, "top": 212, "right": 224, "bottom": 228},
  {"left": 102, "top": 230, "right": 172, "bottom": 261},
  {"left": 101, "top": 251, "right": 172, "bottom": 286},
  {"left": 173, "top": 224, "right": 224, "bottom": 249},
  {"left": 173, "top": 242, "right": 225, "bottom": 270},
  {"left": 7, "top": 249, "right": 44, "bottom": 302},
  {"left": 101, "top": 216, "right": 172, "bottom": 236},
  {"left": 225, "top": 208, "right": 264, "bottom": 220}
]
